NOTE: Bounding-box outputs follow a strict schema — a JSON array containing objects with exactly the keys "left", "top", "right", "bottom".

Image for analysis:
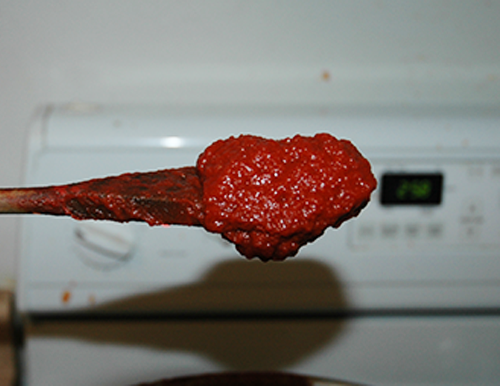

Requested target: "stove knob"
[{"left": 73, "top": 221, "right": 136, "bottom": 270}]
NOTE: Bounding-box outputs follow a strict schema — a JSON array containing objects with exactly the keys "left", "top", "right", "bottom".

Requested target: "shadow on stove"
[{"left": 26, "top": 258, "right": 348, "bottom": 370}]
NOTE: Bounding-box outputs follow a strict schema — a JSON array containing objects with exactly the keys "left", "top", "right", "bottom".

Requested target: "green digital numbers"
[
  {"left": 381, "top": 173, "right": 443, "bottom": 206},
  {"left": 395, "top": 179, "right": 432, "bottom": 201}
]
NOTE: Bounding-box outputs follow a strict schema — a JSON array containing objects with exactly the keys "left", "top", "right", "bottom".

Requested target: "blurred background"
[
  {"left": 2, "top": 2, "right": 500, "bottom": 385},
  {"left": 2, "top": 1, "right": 500, "bottom": 290},
  {"left": 0, "top": 0, "right": 499, "bottom": 286}
]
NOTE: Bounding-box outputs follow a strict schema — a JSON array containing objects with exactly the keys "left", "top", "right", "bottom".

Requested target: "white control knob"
[{"left": 74, "top": 221, "right": 136, "bottom": 270}]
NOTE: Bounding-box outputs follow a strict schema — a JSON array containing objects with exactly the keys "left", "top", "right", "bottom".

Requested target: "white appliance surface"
[{"left": 18, "top": 105, "right": 500, "bottom": 385}]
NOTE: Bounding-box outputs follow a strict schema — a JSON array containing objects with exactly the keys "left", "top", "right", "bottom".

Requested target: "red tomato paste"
[
  {"left": 196, "top": 133, "right": 376, "bottom": 261},
  {"left": 8, "top": 133, "right": 376, "bottom": 261}
]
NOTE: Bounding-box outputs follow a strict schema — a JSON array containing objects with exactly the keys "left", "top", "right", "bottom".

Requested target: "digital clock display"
[{"left": 380, "top": 173, "right": 443, "bottom": 206}]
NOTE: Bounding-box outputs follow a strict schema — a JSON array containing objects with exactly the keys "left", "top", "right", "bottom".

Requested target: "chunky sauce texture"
[
  {"left": 197, "top": 133, "right": 377, "bottom": 261},
  {"left": 14, "top": 133, "right": 376, "bottom": 261}
]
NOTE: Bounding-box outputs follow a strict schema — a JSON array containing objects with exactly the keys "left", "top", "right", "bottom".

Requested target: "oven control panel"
[
  {"left": 351, "top": 162, "right": 500, "bottom": 250},
  {"left": 16, "top": 105, "right": 500, "bottom": 313}
]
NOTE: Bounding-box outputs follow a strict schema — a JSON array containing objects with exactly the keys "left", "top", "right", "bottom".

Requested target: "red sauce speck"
[
  {"left": 62, "top": 290, "right": 71, "bottom": 304},
  {"left": 197, "top": 133, "right": 377, "bottom": 261}
]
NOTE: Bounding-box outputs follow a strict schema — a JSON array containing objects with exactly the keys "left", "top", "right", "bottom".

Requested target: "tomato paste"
[
  {"left": 196, "top": 133, "right": 376, "bottom": 261},
  {"left": 4, "top": 133, "right": 376, "bottom": 261}
]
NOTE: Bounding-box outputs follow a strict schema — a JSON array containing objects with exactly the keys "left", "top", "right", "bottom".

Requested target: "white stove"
[{"left": 17, "top": 105, "right": 500, "bottom": 385}]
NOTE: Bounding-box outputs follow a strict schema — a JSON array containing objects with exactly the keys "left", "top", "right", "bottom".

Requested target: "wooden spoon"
[
  {"left": 0, "top": 133, "right": 377, "bottom": 261},
  {"left": 0, "top": 167, "right": 204, "bottom": 226}
]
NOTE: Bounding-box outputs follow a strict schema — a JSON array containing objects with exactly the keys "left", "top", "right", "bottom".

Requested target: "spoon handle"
[
  {"left": 0, "top": 187, "right": 55, "bottom": 214},
  {"left": 0, "top": 167, "right": 204, "bottom": 226}
]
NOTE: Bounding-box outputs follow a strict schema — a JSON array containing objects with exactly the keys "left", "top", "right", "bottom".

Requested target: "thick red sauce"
[
  {"left": 197, "top": 133, "right": 377, "bottom": 261},
  {"left": 14, "top": 133, "right": 376, "bottom": 261}
]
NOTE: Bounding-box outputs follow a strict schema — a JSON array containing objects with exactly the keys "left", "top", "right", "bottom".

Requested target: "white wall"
[{"left": 1, "top": 0, "right": 500, "bottom": 289}]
